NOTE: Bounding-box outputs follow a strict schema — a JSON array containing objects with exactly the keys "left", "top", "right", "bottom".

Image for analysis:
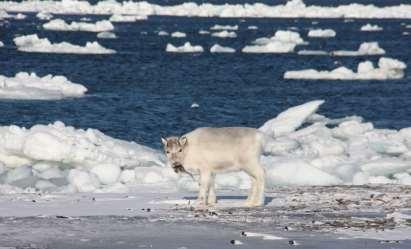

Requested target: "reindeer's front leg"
[{"left": 196, "top": 170, "right": 211, "bottom": 209}]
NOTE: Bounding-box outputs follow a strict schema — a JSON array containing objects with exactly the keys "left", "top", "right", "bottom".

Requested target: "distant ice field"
[{"left": 0, "top": 2, "right": 410, "bottom": 149}]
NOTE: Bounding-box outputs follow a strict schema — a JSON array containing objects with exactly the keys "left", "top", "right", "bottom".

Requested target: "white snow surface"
[
  {"left": 0, "top": 72, "right": 87, "bottom": 100},
  {"left": 308, "top": 29, "right": 336, "bottom": 38},
  {"left": 210, "top": 44, "right": 235, "bottom": 53},
  {"left": 211, "top": 30, "right": 237, "bottom": 38},
  {"left": 166, "top": 42, "right": 203, "bottom": 53},
  {"left": 14, "top": 34, "right": 116, "bottom": 54},
  {"left": 361, "top": 23, "right": 383, "bottom": 31},
  {"left": 43, "top": 18, "right": 114, "bottom": 32},
  {"left": 1, "top": 0, "right": 411, "bottom": 19},
  {"left": 284, "top": 57, "right": 406, "bottom": 80},
  {"left": 2, "top": 100, "right": 411, "bottom": 193},
  {"left": 331, "top": 42, "right": 385, "bottom": 56},
  {"left": 242, "top": 30, "right": 305, "bottom": 53}
]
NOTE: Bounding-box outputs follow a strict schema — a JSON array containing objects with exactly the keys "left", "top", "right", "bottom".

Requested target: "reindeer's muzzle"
[{"left": 172, "top": 162, "right": 185, "bottom": 173}]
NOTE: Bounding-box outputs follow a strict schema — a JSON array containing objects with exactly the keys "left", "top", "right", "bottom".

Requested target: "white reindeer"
[{"left": 162, "top": 127, "right": 265, "bottom": 208}]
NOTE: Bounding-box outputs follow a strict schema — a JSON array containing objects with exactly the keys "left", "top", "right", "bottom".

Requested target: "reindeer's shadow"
[{"left": 183, "top": 196, "right": 273, "bottom": 206}]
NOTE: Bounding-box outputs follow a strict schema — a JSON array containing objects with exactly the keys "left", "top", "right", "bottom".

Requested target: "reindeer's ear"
[
  {"left": 161, "top": 137, "right": 168, "bottom": 146},
  {"left": 179, "top": 136, "right": 188, "bottom": 147}
]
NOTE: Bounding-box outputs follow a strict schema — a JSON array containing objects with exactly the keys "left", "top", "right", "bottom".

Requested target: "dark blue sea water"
[{"left": 0, "top": 0, "right": 410, "bottom": 149}]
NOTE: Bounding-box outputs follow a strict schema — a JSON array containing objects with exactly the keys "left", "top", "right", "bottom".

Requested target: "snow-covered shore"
[
  {"left": 2, "top": 100, "right": 411, "bottom": 194},
  {"left": 0, "top": 72, "right": 87, "bottom": 100},
  {"left": 14, "top": 34, "right": 116, "bottom": 54},
  {"left": 1, "top": 0, "right": 411, "bottom": 19}
]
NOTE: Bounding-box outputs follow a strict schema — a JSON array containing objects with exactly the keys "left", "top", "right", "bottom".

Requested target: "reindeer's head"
[{"left": 161, "top": 136, "right": 188, "bottom": 173}]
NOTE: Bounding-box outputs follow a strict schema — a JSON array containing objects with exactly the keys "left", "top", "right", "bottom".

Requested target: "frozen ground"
[{"left": 0, "top": 185, "right": 410, "bottom": 248}]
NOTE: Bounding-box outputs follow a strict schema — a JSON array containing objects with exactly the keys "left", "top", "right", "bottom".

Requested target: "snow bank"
[
  {"left": 36, "top": 11, "right": 53, "bottom": 20},
  {"left": 0, "top": 72, "right": 87, "bottom": 100},
  {"left": 210, "top": 44, "right": 235, "bottom": 53},
  {"left": 43, "top": 19, "right": 114, "bottom": 32},
  {"left": 284, "top": 57, "right": 406, "bottom": 80},
  {"left": 242, "top": 30, "right": 305, "bottom": 53},
  {"left": 14, "top": 34, "right": 116, "bottom": 54},
  {"left": 211, "top": 30, "right": 237, "bottom": 38},
  {"left": 332, "top": 42, "right": 385, "bottom": 56},
  {"left": 361, "top": 23, "right": 383, "bottom": 31},
  {"left": 210, "top": 25, "right": 238, "bottom": 30},
  {"left": 171, "top": 31, "right": 186, "bottom": 38},
  {"left": 2, "top": 100, "right": 411, "bottom": 193},
  {"left": 166, "top": 42, "right": 203, "bottom": 53},
  {"left": 2, "top": 0, "right": 411, "bottom": 19},
  {"left": 109, "top": 14, "right": 147, "bottom": 22},
  {"left": 0, "top": 121, "right": 165, "bottom": 193},
  {"left": 97, "top": 31, "right": 116, "bottom": 39},
  {"left": 308, "top": 29, "right": 336, "bottom": 38}
]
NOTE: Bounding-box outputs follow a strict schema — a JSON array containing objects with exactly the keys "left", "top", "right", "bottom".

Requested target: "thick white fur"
[{"left": 162, "top": 127, "right": 265, "bottom": 208}]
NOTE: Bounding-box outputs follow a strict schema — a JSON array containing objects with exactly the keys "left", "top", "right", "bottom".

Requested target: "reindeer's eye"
[
  {"left": 178, "top": 149, "right": 182, "bottom": 152},
  {"left": 166, "top": 151, "right": 170, "bottom": 154}
]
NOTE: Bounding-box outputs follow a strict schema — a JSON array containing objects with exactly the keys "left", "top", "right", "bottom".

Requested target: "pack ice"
[
  {"left": 361, "top": 24, "right": 383, "bottom": 31},
  {"left": 242, "top": 30, "right": 306, "bottom": 53},
  {"left": 307, "top": 29, "right": 336, "bottom": 38},
  {"left": 14, "top": 34, "right": 116, "bottom": 54},
  {"left": 166, "top": 42, "right": 204, "bottom": 53},
  {"left": 1, "top": 101, "right": 411, "bottom": 193},
  {"left": 0, "top": 72, "right": 87, "bottom": 100},
  {"left": 284, "top": 57, "right": 406, "bottom": 80},
  {"left": 331, "top": 42, "right": 385, "bottom": 56},
  {"left": 43, "top": 19, "right": 114, "bottom": 32},
  {"left": 1, "top": 0, "right": 411, "bottom": 19}
]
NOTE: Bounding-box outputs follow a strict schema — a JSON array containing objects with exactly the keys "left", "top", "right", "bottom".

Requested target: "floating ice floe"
[
  {"left": 284, "top": 57, "right": 406, "bottom": 80},
  {"left": 331, "top": 42, "right": 385, "bottom": 56},
  {"left": 210, "top": 44, "right": 235, "bottom": 53},
  {"left": 211, "top": 30, "right": 237, "bottom": 38},
  {"left": 157, "top": 31, "right": 169, "bottom": 36},
  {"left": 210, "top": 24, "right": 238, "bottom": 30},
  {"left": 248, "top": 26, "right": 258, "bottom": 30},
  {"left": 14, "top": 34, "right": 116, "bottom": 54},
  {"left": 43, "top": 19, "right": 114, "bottom": 32},
  {"left": 361, "top": 24, "right": 383, "bottom": 31},
  {"left": 166, "top": 42, "right": 203, "bottom": 53},
  {"left": 109, "top": 14, "right": 147, "bottom": 22},
  {"left": 242, "top": 30, "right": 306, "bottom": 53},
  {"left": 308, "top": 29, "right": 336, "bottom": 38},
  {"left": 2, "top": 0, "right": 411, "bottom": 19},
  {"left": 97, "top": 31, "right": 117, "bottom": 39},
  {"left": 3, "top": 100, "right": 411, "bottom": 193},
  {"left": 0, "top": 72, "right": 87, "bottom": 100},
  {"left": 0, "top": 10, "right": 26, "bottom": 20},
  {"left": 0, "top": 41, "right": 4, "bottom": 47},
  {"left": 36, "top": 11, "right": 53, "bottom": 20},
  {"left": 171, "top": 31, "right": 186, "bottom": 38},
  {"left": 198, "top": 30, "right": 210, "bottom": 35},
  {"left": 297, "top": 50, "right": 328, "bottom": 55}
]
